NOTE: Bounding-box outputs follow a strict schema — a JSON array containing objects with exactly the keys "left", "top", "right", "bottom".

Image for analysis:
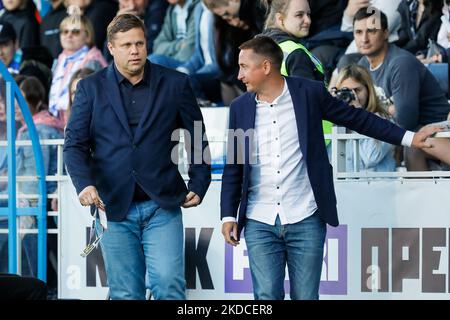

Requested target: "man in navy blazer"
[
  {"left": 64, "top": 14, "right": 211, "bottom": 300},
  {"left": 220, "top": 36, "right": 441, "bottom": 300}
]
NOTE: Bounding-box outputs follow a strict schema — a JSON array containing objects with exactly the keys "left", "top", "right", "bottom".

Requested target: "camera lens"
[{"left": 335, "top": 88, "right": 356, "bottom": 104}]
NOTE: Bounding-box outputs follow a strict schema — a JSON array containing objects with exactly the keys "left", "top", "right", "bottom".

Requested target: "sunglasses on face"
[{"left": 60, "top": 28, "right": 82, "bottom": 36}]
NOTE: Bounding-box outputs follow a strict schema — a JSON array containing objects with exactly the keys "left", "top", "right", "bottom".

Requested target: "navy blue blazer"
[
  {"left": 221, "top": 76, "right": 406, "bottom": 239},
  {"left": 64, "top": 62, "right": 211, "bottom": 221}
]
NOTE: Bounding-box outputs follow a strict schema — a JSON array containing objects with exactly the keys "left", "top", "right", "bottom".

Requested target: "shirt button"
[
  {"left": 277, "top": 186, "right": 280, "bottom": 189},
  {"left": 277, "top": 171, "right": 280, "bottom": 174},
  {"left": 277, "top": 155, "right": 280, "bottom": 158},
  {"left": 277, "top": 202, "right": 280, "bottom": 205},
  {"left": 273, "top": 121, "right": 276, "bottom": 124},
  {"left": 270, "top": 104, "right": 273, "bottom": 107},
  {"left": 132, "top": 100, "right": 136, "bottom": 104},
  {"left": 275, "top": 138, "right": 279, "bottom": 140}
]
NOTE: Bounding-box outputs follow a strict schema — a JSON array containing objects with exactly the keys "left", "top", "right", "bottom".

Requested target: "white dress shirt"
[{"left": 225, "top": 80, "right": 318, "bottom": 226}]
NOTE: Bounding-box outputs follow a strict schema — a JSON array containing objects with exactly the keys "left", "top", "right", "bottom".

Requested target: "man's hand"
[
  {"left": 411, "top": 125, "right": 445, "bottom": 149},
  {"left": 222, "top": 222, "right": 239, "bottom": 246},
  {"left": 78, "top": 186, "right": 105, "bottom": 211},
  {"left": 182, "top": 191, "right": 201, "bottom": 208},
  {"left": 344, "top": 0, "right": 372, "bottom": 18}
]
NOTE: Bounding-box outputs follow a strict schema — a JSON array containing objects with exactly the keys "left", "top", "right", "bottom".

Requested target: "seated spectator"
[
  {"left": 48, "top": 6, "right": 107, "bottom": 123},
  {"left": 67, "top": 67, "right": 94, "bottom": 118},
  {"left": 0, "top": 21, "right": 20, "bottom": 74},
  {"left": 203, "top": 0, "right": 266, "bottom": 104},
  {"left": 341, "top": 0, "right": 402, "bottom": 55},
  {"left": 0, "top": 96, "right": 8, "bottom": 193},
  {"left": 40, "top": 0, "right": 68, "bottom": 59},
  {"left": 145, "top": 0, "right": 170, "bottom": 55},
  {"left": 149, "top": 0, "right": 199, "bottom": 69},
  {"left": 1, "top": 76, "right": 61, "bottom": 277},
  {"left": 203, "top": 0, "right": 266, "bottom": 33},
  {"left": 437, "top": 0, "right": 450, "bottom": 49},
  {"left": 261, "top": 0, "right": 325, "bottom": 82},
  {"left": 175, "top": 2, "right": 221, "bottom": 103},
  {"left": 17, "top": 76, "right": 64, "bottom": 200},
  {"left": 303, "top": 0, "right": 351, "bottom": 82},
  {"left": 0, "top": 0, "right": 40, "bottom": 47},
  {"left": 416, "top": 1, "right": 450, "bottom": 95},
  {"left": 103, "top": 0, "right": 169, "bottom": 61},
  {"left": 333, "top": 0, "right": 402, "bottom": 74},
  {"left": 354, "top": 8, "right": 450, "bottom": 170},
  {"left": 65, "top": 0, "right": 118, "bottom": 51},
  {"left": 396, "top": 0, "right": 443, "bottom": 55},
  {"left": 333, "top": 64, "right": 396, "bottom": 172},
  {"left": 261, "top": 0, "right": 333, "bottom": 146}
]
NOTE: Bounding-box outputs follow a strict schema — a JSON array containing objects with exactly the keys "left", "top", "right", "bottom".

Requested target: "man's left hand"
[
  {"left": 411, "top": 125, "right": 445, "bottom": 149},
  {"left": 182, "top": 191, "right": 201, "bottom": 208}
]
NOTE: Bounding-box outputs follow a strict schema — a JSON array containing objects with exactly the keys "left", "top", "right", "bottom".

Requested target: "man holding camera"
[{"left": 221, "top": 35, "right": 443, "bottom": 300}]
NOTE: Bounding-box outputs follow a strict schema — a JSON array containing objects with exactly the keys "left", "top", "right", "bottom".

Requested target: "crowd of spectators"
[{"left": 1, "top": 0, "right": 450, "bottom": 298}]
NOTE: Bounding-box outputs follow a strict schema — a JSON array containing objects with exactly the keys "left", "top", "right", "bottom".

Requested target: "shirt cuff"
[
  {"left": 401, "top": 130, "right": 415, "bottom": 147},
  {"left": 222, "top": 217, "right": 237, "bottom": 224}
]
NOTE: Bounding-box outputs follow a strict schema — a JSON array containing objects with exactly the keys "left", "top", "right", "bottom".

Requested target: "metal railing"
[
  {"left": 328, "top": 126, "right": 450, "bottom": 180},
  {"left": 1, "top": 122, "right": 449, "bottom": 287},
  {"left": 0, "top": 62, "right": 48, "bottom": 281}
]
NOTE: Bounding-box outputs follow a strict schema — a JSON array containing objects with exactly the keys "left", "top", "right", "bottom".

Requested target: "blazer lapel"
[
  {"left": 104, "top": 65, "right": 132, "bottom": 138},
  {"left": 286, "top": 77, "right": 308, "bottom": 159},
  {"left": 133, "top": 63, "right": 163, "bottom": 144},
  {"left": 243, "top": 93, "right": 256, "bottom": 168}
]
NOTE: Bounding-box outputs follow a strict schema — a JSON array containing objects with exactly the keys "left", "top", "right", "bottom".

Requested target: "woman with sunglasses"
[
  {"left": 334, "top": 64, "right": 397, "bottom": 173},
  {"left": 49, "top": 6, "right": 107, "bottom": 124}
]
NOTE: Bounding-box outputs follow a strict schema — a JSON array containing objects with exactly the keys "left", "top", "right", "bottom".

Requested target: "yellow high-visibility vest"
[{"left": 278, "top": 40, "right": 333, "bottom": 145}]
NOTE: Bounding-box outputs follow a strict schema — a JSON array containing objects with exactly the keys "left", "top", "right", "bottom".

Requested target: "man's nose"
[{"left": 130, "top": 45, "right": 139, "bottom": 54}]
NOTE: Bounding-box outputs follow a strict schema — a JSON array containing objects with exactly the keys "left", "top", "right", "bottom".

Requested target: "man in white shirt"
[{"left": 220, "top": 36, "right": 442, "bottom": 300}]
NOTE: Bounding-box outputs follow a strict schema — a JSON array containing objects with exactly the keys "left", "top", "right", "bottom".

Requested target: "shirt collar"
[
  {"left": 255, "top": 78, "right": 288, "bottom": 105},
  {"left": 114, "top": 60, "right": 151, "bottom": 86}
]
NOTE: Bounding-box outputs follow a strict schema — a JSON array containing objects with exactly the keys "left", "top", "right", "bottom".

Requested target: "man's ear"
[
  {"left": 107, "top": 42, "right": 114, "bottom": 56},
  {"left": 263, "top": 59, "right": 272, "bottom": 75}
]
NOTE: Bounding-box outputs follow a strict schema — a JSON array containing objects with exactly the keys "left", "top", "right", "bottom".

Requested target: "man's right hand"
[
  {"left": 78, "top": 186, "right": 105, "bottom": 211},
  {"left": 222, "top": 222, "right": 239, "bottom": 246}
]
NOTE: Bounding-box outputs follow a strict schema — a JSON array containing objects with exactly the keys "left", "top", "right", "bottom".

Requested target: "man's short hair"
[
  {"left": 107, "top": 14, "right": 146, "bottom": 43},
  {"left": 239, "top": 36, "right": 283, "bottom": 71},
  {"left": 353, "top": 7, "right": 388, "bottom": 30}
]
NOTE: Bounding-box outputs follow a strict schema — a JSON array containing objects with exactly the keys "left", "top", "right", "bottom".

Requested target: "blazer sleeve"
[
  {"left": 177, "top": 76, "right": 211, "bottom": 201},
  {"left": 317, "top": 83, "right": 406, "bottom": 146},
  {"left": 220, "top": 103, "right": 244, "bottom": 219},
  {"left": 63, "top": 81, "right": 95, "bottom": 194}
]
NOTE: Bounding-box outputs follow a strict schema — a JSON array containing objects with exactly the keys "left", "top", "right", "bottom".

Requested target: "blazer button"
[
  {"left": 132, "top": 170, "right": 136, "bottom": 175},
  {"left": 133, "top": 144, "right": 137, "bottom": 149}
]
